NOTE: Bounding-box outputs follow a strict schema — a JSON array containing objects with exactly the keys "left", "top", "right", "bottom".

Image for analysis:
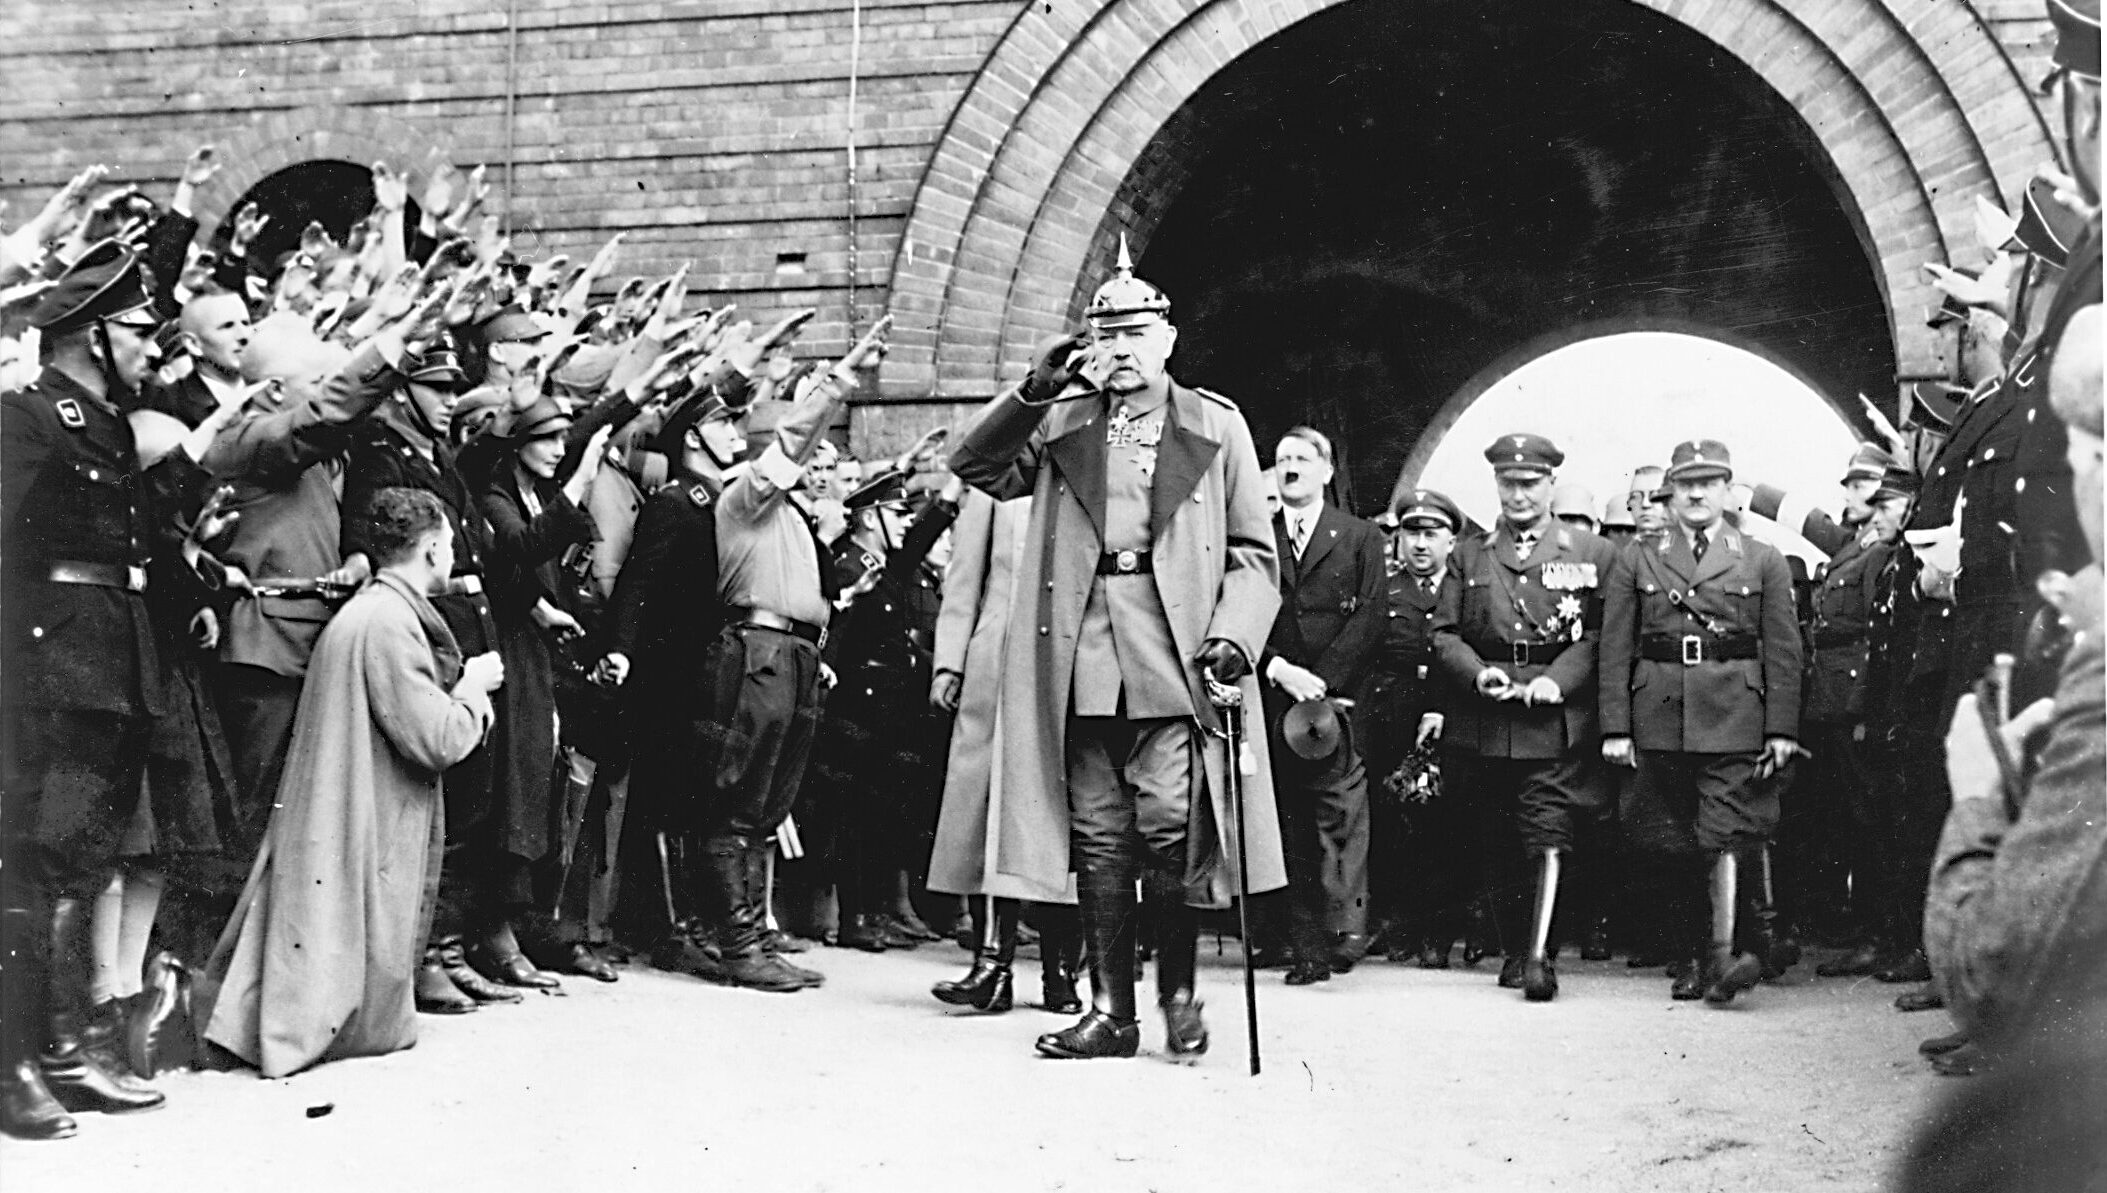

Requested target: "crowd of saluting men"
[{"left": 0, "top": 0, "right": 2099, "bottom": 1172}]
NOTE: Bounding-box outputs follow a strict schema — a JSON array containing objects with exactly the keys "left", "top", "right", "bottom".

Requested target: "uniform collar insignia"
[
  {"left": 687, "top": 483, "right": 712, "bottom": 508},
  {"left": 54, "top": 398, "right": 85, "bottom": 429}
]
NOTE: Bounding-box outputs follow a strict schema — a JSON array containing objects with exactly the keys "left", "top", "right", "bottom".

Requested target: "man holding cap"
[
  {"left": 1432, "top": 434, "right": 1618, "bottom": 1003},
  {"left": 1259, "top": 426, "right": 1385, "bottom": 984},
  {"left": 950, "top": 237, "right": 1285, "bottom": 1060},
  {"left": 1364, "top": 489, "right": 1470, "bottom": 968},
  {"left": 1599, "top": 439, "right": 1803, "bottom": 1006}
]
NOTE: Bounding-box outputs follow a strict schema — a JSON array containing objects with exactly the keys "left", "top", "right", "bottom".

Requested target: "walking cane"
[{"left": 1205, "top": 668, "right": 1261, "bottom": 1076}]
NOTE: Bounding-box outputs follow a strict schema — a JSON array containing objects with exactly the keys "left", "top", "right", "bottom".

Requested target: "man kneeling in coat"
[{"left": 949, "top": 240, "right": 1286, "bottom": 1060}]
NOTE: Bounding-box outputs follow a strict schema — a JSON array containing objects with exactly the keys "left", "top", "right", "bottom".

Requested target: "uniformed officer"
[
  {"left": 1260, "top": 426, "right": 1385, "bottom": 983},
  {"left": 1433, "top": 434, "right": 1618, "bottom": 1003},
  {"left": 1362, "top": 489, "right": 1468, "bottom": 968},
  {"left": 2, "top": 242, "right": 179, "bottom": 1137},
  {"left": 1599, "top": 439, "right": 1804, "bottom": 1006},
  {"left": 596, "top": 390, "right": 741, "bottom": 980},
  {"left": 950, "top": 240, "right": 1285, "bottom": 1061},
  {"left": 821, "top": 467, "right": 963, "bottom": 953},
  {"left": 695, "top": 318, "right": 891, "bottom": 993}
]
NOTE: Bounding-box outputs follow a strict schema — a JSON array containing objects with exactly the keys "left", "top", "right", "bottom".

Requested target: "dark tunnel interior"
[{"left": 1133, "top": 0, "right": 1896, "bottom": 515}]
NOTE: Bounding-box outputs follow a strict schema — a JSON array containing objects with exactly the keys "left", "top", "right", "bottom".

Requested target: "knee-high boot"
[
  {"left": 1035, "top": 903, "right": 1085, "bottom": 1014},
  {"left": 1034, "top": 862, "right": 1140, "bottom": 1059},
  {"left": 40, "top": 898, "right": 162, "bottom": 1114},
  {"left": 748, "top": 839, "right": 822, "bottom": 986},
  {"left": 0, "top": 897, "right": 73, "bottom": 1140},
  {"left": 1521, "top": 848, "right": 1562, "bottom": 1002},
  {"left": 701, "top": 836, "right": 806, "bottom": 993},
  {"left": 1144, "top": 864, "right": 1206, "bottom": 1057},
  {"left": 932, "top": 896, "right": 1015, "bottom": 1012},
  {"left": 1702, "top": 848, "right": 1764, "bottom": 1005}
]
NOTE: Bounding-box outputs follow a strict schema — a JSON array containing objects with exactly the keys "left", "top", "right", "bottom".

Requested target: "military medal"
[{"left": 1106, "top": 403, "right": 1163, "bottom": 479}]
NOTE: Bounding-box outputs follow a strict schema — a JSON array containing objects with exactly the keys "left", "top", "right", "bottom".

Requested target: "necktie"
[
  {"left": 1693, "top": 528, "right": 1710, "bottom": 561},
  {"left": 1418, "top": 576, "right": 1434, "bottom": 597},
  {"left": 1292, "top": 516, "right": 1310, "bottom": 559}
]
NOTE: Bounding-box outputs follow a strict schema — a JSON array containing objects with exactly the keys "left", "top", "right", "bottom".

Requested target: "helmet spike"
[{"left": 1085, "top": 230, "right": 1171, "bottom": 327}]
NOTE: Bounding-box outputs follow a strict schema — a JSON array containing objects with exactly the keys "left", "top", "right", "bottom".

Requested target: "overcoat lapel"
[
  {"left": 1148, "top": 385, "right": 1220, "bottom": 540},
  {"left": 1491, "top": 525, "right": 1526, "bottom": 573},
  {"left": 1046, "top": 416, "right": 1107, "bottom": 544}
]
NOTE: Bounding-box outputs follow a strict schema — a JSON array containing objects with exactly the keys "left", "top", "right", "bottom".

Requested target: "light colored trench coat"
[{"left": 949, "top": 381, "right": 1287, "bottom": 908}]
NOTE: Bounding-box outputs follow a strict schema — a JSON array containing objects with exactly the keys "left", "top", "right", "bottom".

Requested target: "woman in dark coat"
[{"left": 472, "top": 392, "right": 612, "bottom": 981}]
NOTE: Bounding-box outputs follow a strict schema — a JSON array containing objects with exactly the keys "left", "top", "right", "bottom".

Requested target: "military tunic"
[
  {"left": 1598, "top": 524, "right": 1803, "bottom": 856},
  {"left": 2, "top": 368, "right": 165, "bottom": 894}
]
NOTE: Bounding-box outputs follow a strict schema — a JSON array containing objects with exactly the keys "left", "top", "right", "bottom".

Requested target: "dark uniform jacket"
[
  {"left": 1263, "top": 502, "right": 1386, "bottom": 702},
  {"left": 342, "top": 412, "right": 497, "bottom": 657},
  {"left": 1, "top": 368, "right": 164, "bottom": 716},
  {"left": 603, "top": 475, "right": 722, "bottom": 834},
  {"left": 1433, "top": 521, "right": 1617, "bottom": 760},
  {"left": 1599, "top": 525, "right": 1803, "bottom": 753},
  {"left": 1804, "top": 531, "right": 1895, "bottom": 725}
]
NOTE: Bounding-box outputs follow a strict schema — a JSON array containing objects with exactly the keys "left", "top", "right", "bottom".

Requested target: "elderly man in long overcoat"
[{"left": 950, "top": 241, "right": 1286, "bottom": 1061}]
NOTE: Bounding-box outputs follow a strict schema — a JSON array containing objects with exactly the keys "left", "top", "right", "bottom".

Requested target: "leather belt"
[
  {"left": 1473, "top": 639, "right": 1570, "bottom": 667},
  {"left": 1097, "top": 550, "right": 1152, "bottom": 576},
  {"left": 1641, "top": 633, "right": 1760, "bottom": 664},
  {"left": 1810, "top": 627, "right": 1867, "bottom": 649},
  {"left": 731, "top": 606, "right": 826, "bottom": 646},
  {"left": 48, "top": 560, "right": 147, "bottom": 593}
]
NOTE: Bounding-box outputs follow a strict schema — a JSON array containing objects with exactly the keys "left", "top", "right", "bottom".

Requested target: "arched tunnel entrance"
[{"left": 1128, "top": 0, "right": 1892, "bottom": 516}]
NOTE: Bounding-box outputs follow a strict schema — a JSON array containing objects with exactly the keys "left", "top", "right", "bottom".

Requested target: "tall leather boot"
[
  {"left": 1146, "top": 865, "right": 1206, "bottom": 1058},
  {"left": 1753, "top": 845, "right": 1801, "bottom": 978},
  {"left": 1702, "top": 850, "right": 1763, "bottom": 1005},
  {"left": 1494, "top": 851, "right": 1532, "bottom": 989},
  {"left": 1669, "top": 862, "right": 1707, "bottom": 1001},
  {"left": 41, "top": 897, "right": 162, "bottom": 1114},
  {"left": 1, "top": 901, "right": 74, "bottom": 1140},
  {"left": 1036, "top": 864, "right": 1139, "bottom": 1059},
  {"left": 1036, "top": 904, "right": 1085, "bottom": 1014},
  {"left": 705, "top": 837, "right": 807, "bottom": 993},
  {"left": 933, "top": 897, "right": 1015, "bottom": 1012},
  {"left": 747, "top": 839, "right": 822, "bottom": 987},
  {"left": 1521, "top": 849, "right": 1562, "bottom": 1002}
]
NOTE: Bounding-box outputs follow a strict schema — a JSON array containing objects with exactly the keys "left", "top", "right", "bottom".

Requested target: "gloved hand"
[
  {"left": 1195, "top": 638, "right": 1250, "bottom": 684},
  {"left": 1020, "top": 331, "right": 1087, "bottom": 404}
]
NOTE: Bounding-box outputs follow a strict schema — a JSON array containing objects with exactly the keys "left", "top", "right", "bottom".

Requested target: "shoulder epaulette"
[{"left": 1192, "top": 386, "right": 1239, "bottom": 410}]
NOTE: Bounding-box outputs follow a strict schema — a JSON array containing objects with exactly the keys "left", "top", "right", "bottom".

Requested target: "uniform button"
[
  {"left": 1983, "top": 448, "right": 1995, "bottom": 460},
  {"left": 31, "top": 627, "right": 43, "bottom": 638},
  {"left": 88, "top": 470, "right": 99, "bottom": 481},
  {"left": 1039, "top": 626, "right": 1049, "bottom": 636}
]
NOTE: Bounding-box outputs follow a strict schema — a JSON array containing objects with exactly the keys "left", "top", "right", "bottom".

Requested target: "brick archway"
[
  {"left": 189, "top": 107, "right": 457, "bottom": 243},
  {"left": 885, "top": 0, "right": 2055, "bottom": 403}
]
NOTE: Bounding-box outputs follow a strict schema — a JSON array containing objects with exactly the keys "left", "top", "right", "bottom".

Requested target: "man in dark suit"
[
  {"left": 1433, "top": 434, "right": 1618, "bottom": 1003},
  {"left": 1362, "top": 489, "right": 1467, "bottom": 967},
  {"left": 1600, "top": 438, "right": 1804, "bottom": 1006},
  {"left": 1260, "top": 427, "right": 1385, "bottom": 983}
]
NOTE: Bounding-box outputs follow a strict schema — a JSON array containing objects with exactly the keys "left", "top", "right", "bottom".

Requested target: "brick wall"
[{"left": 0, "top": 1, "right": 2067, "bottom": 457}]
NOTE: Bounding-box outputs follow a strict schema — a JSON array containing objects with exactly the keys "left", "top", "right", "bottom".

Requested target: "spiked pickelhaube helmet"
[{"left": 1083, "top": 234, "right": 1172, "bottom": 329}]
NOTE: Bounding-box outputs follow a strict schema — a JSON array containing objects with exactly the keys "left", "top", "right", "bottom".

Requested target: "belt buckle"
[
  {"left": 1115, "top": 549, "right": 1139, "bottom": 574},
  {"left": 1511, "top": 641, "right": 1529, "bottom": 667},
  {"left": 1680, "top": 635, "right": 1703, "bottom": 666},
  {"left": 127, "top": 564, "right": 147, "bottom": 592}
]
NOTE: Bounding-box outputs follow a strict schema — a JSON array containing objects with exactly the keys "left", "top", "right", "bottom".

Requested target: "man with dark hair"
[
  {"left": 1260, "top": 425, "right": 1385, "bottom": 982},
  {"left": 203, "top": 486, "right": 502, "bottom": 1076}
]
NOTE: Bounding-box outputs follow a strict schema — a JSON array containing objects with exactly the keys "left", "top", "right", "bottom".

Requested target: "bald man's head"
[
  {"left": 2051, "top": 304, "right": 2102, "bottom": 560},
  {"left": 178, "top": 288, "right": 253, "bottom": 381}
]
